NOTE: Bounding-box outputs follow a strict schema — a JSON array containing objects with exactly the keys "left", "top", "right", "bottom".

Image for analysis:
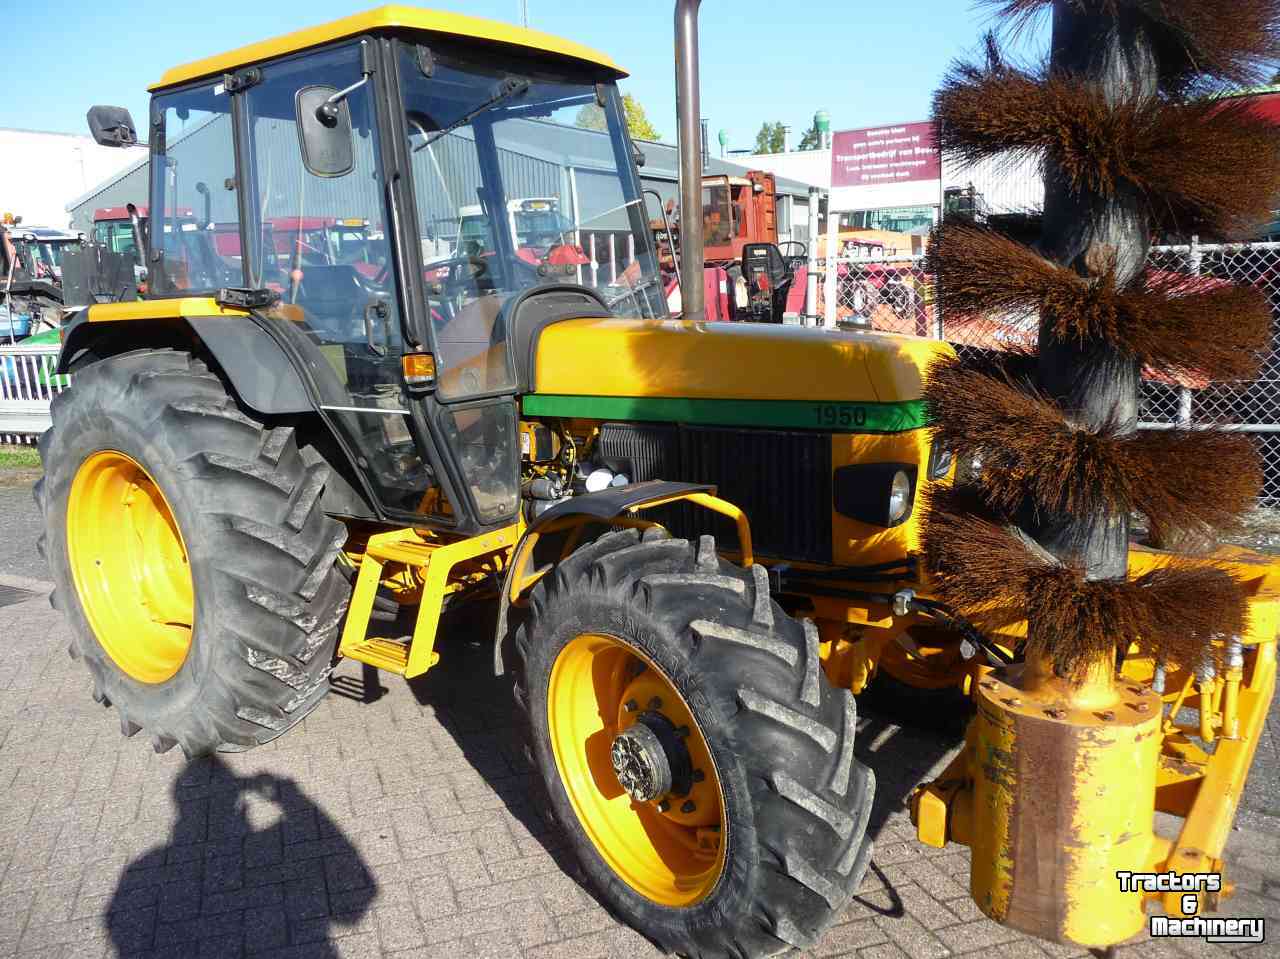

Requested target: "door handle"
[{"left": 364, "top": 299, "right": 389, "bottom": 356}]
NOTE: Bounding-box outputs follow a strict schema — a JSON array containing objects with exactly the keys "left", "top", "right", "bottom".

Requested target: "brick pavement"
[{"left": 0, "top": 570, "right": 1276, "bottom": 959}]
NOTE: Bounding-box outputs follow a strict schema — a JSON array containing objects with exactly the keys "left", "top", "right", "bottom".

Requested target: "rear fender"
[{"left": 55, "top": 306, "right": 376, "bottom": 519}]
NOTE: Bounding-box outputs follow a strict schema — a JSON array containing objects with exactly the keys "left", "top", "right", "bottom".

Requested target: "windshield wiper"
[{"left": 413, "top": 77, "right": 531, "bottom": 152}]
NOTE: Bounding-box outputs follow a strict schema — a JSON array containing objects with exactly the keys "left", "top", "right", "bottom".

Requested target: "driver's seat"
[
  {"left": 292, "top": 265, "right": 369, "bottom": 336},
  {"left": 740, "top": 242, "right": 793, "bottom": 323}
]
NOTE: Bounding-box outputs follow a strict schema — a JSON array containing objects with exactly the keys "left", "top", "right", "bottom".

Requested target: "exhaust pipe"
[{"left": 675, "top": 0, "right": 704, "bottom": 321}]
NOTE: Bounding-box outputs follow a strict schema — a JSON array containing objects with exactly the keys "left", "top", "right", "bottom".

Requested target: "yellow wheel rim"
[
  {"left": 548, "top": 633, "right": 727, "bottom": 907},
  {"left": 66, "top": 451, "right": 194, "bottom": 684}
]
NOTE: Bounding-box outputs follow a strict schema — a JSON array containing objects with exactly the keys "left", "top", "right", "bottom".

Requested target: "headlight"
[
  {"left": 888, "top": 470, "right": 912, "bottom": 525},
  {"left": 833, "top": 463, "right": 917, "bottom": 528}
]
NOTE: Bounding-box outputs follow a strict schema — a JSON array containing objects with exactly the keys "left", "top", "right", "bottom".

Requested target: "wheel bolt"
[
  {"left": 681, "top": 800, "right": 696, "bottom": 814},
  {"left": 648, "top": 696, "right": 663, "bottom": 710},
  {"left": 655, "top": 799, "right": 670, "bottom": 813},
  {"left": 692, "top": 769, "right": 705, "bottom": 782},
  {"left": 623, "top": 699, "right": 638, "bottom": 713}
]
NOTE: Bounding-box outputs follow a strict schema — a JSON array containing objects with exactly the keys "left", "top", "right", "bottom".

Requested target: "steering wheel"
[
  {"left": 779, "top": 241, "right": 808, "bottom": 272},
  {"left": 604, "top": 274, "right": 663, "bottom": 316},
  {"left": 370, "top": 260, "right": 394, "bottom": 289},
  {"left": 422, "top": 255, "right": 490, "bottom": 294}
]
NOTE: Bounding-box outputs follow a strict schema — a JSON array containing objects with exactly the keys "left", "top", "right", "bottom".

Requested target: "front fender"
[{"left": 491, "top": 480, "right": 721, "bottom": 676}]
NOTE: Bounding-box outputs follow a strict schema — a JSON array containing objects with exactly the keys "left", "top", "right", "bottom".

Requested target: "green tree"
[
  {"left": 575, "top": 94, "right": 661, "bottom": 141},
  {"left": 797, "top": 118, "right": 823, "bottom": 151},
  {"left": 753, "top": 121, "right": 786, "bottom": 154}
]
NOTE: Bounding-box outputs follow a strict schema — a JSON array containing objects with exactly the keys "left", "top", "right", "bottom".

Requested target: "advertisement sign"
[{"left": 831, "top": 122, "right": 940, "bottom": 188}]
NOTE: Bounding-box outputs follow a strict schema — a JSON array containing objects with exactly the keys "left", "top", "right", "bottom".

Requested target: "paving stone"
[
  {"left": 0, "top": 571, "right": 1274, "bottom": 959},
  {"left": 872, "top": 913, "right": 952, "bottom": 958},
  {"left": 373, "top": 905, "right": 426, "bottom": 952},
  {"left": 814, "top": 919, "right": 890, "bottom": 956},
  {"left": 932, "top": 919, "right": 1022, "bottom": 953}
]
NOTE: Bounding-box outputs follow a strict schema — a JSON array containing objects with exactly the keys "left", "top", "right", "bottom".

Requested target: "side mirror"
[
  {"left": 295, "top": 86, "right": 354, "bottom": 178},
  {"left": 87, "top": 106, "right": 138, "bottom": 148}
]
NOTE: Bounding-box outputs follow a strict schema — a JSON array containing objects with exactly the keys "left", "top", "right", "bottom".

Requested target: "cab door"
[{"left": 236, "top": 42, "right": 475, "bottom": 521}]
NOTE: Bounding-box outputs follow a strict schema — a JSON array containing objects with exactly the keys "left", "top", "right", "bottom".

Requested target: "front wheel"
[{"left": 514, "top": 528, "right": 874, "bottom": 958}]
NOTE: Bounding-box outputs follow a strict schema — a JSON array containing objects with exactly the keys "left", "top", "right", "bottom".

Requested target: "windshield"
[
  {"left": 703, "top": 183, "right": 734, "bottom": 248},
  {"left": 456, "top": 208, "right": 577, "bottom": 256},
  {"left": 94, "top": 221, "right": 139, "bottom": 258},
  {"left": 400, "top": 46, "right": 664, "bottom": 400},
  {"left": 35, "top": 240, "right": 80, "bottom": 270}
]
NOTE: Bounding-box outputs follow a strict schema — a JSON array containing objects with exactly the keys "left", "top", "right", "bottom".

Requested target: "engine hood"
[{"left": 524, "top": 318, "right": 953, "bottom": 433}]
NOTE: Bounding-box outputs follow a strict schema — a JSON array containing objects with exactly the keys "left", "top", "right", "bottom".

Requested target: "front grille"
[{"left": 598, "top": 422, "right": 833, "bottom": 563}]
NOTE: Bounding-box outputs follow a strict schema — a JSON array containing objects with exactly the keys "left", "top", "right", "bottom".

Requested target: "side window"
[{"left": 149, "top": 86, "right": 242, "bottom": 294}]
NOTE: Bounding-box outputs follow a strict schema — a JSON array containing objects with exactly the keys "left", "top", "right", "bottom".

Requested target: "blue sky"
[{"left": 2, "top": 1, "right": 1044, "bottom": 148}]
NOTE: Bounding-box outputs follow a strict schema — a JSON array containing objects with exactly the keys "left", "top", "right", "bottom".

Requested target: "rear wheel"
[
  {"left": 515, "top": 527, "right": 874, "bottom": 958},
  {"left": 36, "top": 349, "right": 350, "bottom": 757}
]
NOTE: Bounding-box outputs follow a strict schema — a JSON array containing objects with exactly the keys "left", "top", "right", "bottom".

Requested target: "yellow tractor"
[{"left": 38, "top": 3, "right": 1279, "bottom": 956}]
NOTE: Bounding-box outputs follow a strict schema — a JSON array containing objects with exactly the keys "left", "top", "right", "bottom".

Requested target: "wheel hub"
[{"left": 610, "top": 711, "right": 692, "bottom": 803}]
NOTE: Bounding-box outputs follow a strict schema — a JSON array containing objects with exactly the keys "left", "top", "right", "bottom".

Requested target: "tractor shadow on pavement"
[
  {"left": 844, "top": 687, "right": 968, "bottom": 919},
  {"left": 404, "top": 609, "right": 586, "bottom": 877},
  {"left": 104, "top": 756, "right": 377, "bottom": 956}
]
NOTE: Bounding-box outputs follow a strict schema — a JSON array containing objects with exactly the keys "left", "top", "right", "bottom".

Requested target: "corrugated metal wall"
[
  {"left": 69, "top": 122, "right": 816, "bottom": 242},
  {"left": 67, "top": 161, "right": 149, "bottom": 235}
]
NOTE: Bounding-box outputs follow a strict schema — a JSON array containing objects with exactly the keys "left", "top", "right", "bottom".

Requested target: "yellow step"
[
  {"left": 367, "top": 534, "right": 438, "bottom": 566},
  {"left": 340, "top": 524, "right": 520, "bottom": 679},
  {"left": 340, "top": 637, "right": 437, "bottom": 675}
]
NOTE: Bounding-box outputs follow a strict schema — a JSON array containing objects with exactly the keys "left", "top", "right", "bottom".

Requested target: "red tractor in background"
[{"left": 654, "top": 169, "right": 807, "bottom": 322}]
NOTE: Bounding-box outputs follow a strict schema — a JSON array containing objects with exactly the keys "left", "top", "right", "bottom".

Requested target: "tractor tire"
[
  {"left": 35, "top": 349, "right": 350, "bottom": 757},
  {"left": 514, "top": 527, "right": 874, "bottom": 959}
]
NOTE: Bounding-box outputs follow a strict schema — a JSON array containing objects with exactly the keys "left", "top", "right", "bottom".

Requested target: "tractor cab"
[
  {"left": 18, "top": 227, "right": 84, "bottom": 282},
  {"left": 90, "top": 7, "right": 663, "bottom": 534}
]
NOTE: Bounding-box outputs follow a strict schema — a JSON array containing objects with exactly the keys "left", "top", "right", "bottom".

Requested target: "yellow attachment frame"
[
  {"left": 339, "top": 524, "right": 518, "bottom": 677},
  {"left": 910, "top": 547, "right": 1280, "bottom": 944}
]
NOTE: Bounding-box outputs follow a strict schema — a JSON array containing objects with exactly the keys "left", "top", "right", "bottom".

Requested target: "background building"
[
  {"left": 745, "top": 114, "right": 1044, "bottom": 238},
  {"left": 0, "top": 128, "right": 145, "bottom": 230},
  {"left": 65, "top": 129, "right": 817, "bottom": 247}
]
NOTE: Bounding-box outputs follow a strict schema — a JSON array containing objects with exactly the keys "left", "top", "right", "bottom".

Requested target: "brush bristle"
[
  {"left": 934, "top": 61, "right": 1280, "bottom": 235},
  {"left": 989, "top": 0, "right": 1280, "bottom": 91},
  {"left": 921, "top": 484, "right": 1249, "bottom": 679},
  {"left": 924, "top": 1, "right": 1271, "bottom": 684},
  {"left": 925, "top": 355, "right": 1263, "bottom": 534},
  {"left": 928, "top": 223, "right": 1271, "bottom": 381}
]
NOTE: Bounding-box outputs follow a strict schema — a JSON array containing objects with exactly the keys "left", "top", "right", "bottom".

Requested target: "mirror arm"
[{"left": 317, "top": 73, "right": 370, "bottom": 126}]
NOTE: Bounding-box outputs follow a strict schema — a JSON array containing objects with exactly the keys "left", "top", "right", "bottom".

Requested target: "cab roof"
[{"left": 150, "top": 5, "right": 626, "bottom": 91}]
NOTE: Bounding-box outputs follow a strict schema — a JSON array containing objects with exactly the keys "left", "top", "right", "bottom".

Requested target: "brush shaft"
[{"left": 1030, "top": 3, "right": 1155, "bottom": 580}]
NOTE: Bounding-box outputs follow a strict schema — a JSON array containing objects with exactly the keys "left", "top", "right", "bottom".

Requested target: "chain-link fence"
[{"left": 814, "top": 241, "right": 1280, "bottom": 506}]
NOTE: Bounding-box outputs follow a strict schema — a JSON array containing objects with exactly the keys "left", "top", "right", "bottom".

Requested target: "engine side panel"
[{"left": 530, "top": 316, "right": 952, "bottom": 405}]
